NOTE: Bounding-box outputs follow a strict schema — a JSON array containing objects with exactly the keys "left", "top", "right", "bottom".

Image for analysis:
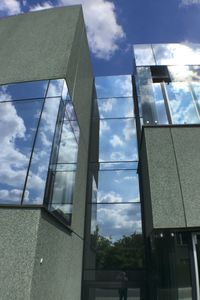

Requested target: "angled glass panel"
[
  {"left": 98, "top": 97, "right": 134, "bottom": 119},
  {"left": 57, "top": 120, "right": 79, "bottom": 164},
  {"left": 96, "top": 169, "right": 140, "bottom": 203},
  {"left": 166, "top": 82, "right": 200, "bottom": 124},
  {"left": 46, "top": 79, "right": 64, "bottom": 98},
  {"left": 99, "top": 119, "right": 138, "bottom": 162},
  {"left": 50, "top": 170, "right": 76, "bottom": 204},
  {"left": 134, "top": 44, "right": 155, "bottom": 66},
  {"left": 23, "top": 98, "right": 61, "bottom": 204},
  {"left": 0, "top": 99, "right": 43, "bottom": 204},
  {"left": 95, "top": 75, "right": 132, "bottom": 98},
  {"left": 0, "top": 80, "right": 48, "bottom": 102}
]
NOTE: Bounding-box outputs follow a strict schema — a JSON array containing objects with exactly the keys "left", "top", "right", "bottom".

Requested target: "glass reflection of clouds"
[
  {"left": 134, "top": 43, "right": 200, "bottom": 67},
  {"left": 96, "top": 169, "right": 139, "bottom": 203},
  {"left": 99, "top": 119, "right": 138, "bottom": 161},
  {"left": 98, "top": 97, "right": 134, "bottom": 119},
  {"left": 88, "top": 75, "right": 144, "bottom": 270},
  {"left": 0, "top": 99, "right": 43, "bottom": 203},
  {"left": 95, "top": 75, "right": 132, "bottom": 98},
  {"left": 166, "top": 82, "right": 200, "bottom": 124},
  {"left": 134, "top": 44, "right": 155, "bottom": 66},
  {"left": 0, "top": 78, "right": 78, "bottom": 225},
  {"left": 94, "top": 203, "right": 142, "bottom": 241},
  {"left": 0, "top": 80, "right": 48, "bottom": 101}
]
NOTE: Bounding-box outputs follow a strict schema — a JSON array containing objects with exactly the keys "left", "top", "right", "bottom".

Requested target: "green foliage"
[{"left": 91, "top": 228, "right": 145, "bottom": 269}]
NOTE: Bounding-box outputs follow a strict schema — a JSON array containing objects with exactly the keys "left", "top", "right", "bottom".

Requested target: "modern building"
[{"left": 0, "top": 5, "right": 200, "bottom": 300}]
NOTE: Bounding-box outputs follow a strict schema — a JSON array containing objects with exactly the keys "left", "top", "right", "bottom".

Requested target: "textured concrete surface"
[
  {"left": 140, "top": 133, "right": 153, "bottom": 236},
  {"left": 31, "top": 210, "right": 83, "bottom": 300},
  {"left": 0, "top": 6, "right": 81, "bottom": 85},
  {"left": 0, "top": 209, "right": 40, "bottom": 300},
  {"left": 141, "top": 127, "right": 186, "bottom": 232},
  {"left": 171, "top": 127, "right": 200, "bottom": 227}
]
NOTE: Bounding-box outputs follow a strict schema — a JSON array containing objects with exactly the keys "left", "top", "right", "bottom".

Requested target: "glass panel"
[
  {"left": 46, "top": 79, "right": 64, "bottom": 97},
  {"left": 95, "top": 170, "right": 139, "bottom": 203},
  {"left": 50, "top": 170, "right": 76, "bottom": 204},
  {"left": 24, "top": 98, "right": 61, "bottom": 204},
  {"left": 95, "top": 75, "right": 132, "bottom": 98},
  {"left": 150, "top": 232, "right": 192, "bottom": 300},
  {"left": 91, "top": 203, "right": 142, "bottom": 242},
  {"left": 166, "top": 82, "right": 200, "bottom": 124},
  {"left": 0, "top": 100, "right": 43, "bottom": 204},
  {"left": 99, "top": 119, "right": 138, "bottom": 162},
  {"left": 153, "top": 83, "right": 168, "bottom": 124},
  {"left": 0, "top": 80, "right": 48, "bottom": 101},
  {"left": 153, "top": 43, "right": 200, "bottom": 66},
  {"left": 134, "top": 44, "right": 155, "bottom": 66},
  {"left": 98, "top": 97, "right": 134, "bottom": 119},
  {"left": 57, "top": 120, "right": 79, "bottom": 164},
  {"left": 90, "top": 203, "right": 144, "bottom": 269}
]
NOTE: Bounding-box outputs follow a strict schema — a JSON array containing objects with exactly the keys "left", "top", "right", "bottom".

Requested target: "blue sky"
[{"left": 0, "top": 0, "right": 200, "bottom": 75}]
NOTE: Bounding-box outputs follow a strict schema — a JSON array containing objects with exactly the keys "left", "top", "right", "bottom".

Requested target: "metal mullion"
[
  {"left": 43, "top": 99, "right": 66, "bottom": 206},
  {"left": 192, "top": 233, "right": 200, "bottom": 300},
  {"left": 189, "top": 83, "right": 200, "bottom": 121},
  {"left": 21, "top": 80, "right": 51, "bottom": 205},
  {"left": 161, "top": 82, "right": 173, "bottom": 124}
]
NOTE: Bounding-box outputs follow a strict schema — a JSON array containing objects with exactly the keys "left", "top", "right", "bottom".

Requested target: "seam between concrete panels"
[{"left": 169, "top": 127, "right": 187, "bottom": 227}]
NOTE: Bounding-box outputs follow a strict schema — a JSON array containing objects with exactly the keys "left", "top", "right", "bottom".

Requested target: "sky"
[{"left": 0, "top": 0, "right": 200, "bottom": 76}]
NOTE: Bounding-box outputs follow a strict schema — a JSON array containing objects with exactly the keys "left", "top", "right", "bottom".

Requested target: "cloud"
[
  {"left": 29, "top": 1, "right": 53, "bottom": 11},
  {"left": 179, "top": 0, "right": 200, "bottom": 6},
  {"left": 29, "top": 0, "right": 125, "bottom": 60},
  {"left": 97, "top": 204, "right": 142, "bottom": 240},
  {"left": 0, "top": 0, "right": 21, "bottom": 15},
  {"left": 110, "top": 134, "right": 124, "bottom": 147}
]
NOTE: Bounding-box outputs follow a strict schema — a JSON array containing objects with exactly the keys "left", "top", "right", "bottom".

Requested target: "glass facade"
[
  {"left": 0, "top": 79, "right": 79, "bottom": 225},
  {"left": 134, "top": 44, "right": 200, "bottom": 126},
  {"left": 133, "top": 44, "right": 200, "bottom": 300},
  {"left": 83, "top": 75, "right": 145, "bottom": 299}
]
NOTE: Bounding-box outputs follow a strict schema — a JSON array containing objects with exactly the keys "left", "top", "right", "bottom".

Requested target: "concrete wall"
[
  {"left": 0, "top": 6, "right": 82, "bottom": 85},
  {"left": 0, "top": 6, "right": 93, "bottom": 300},
  {"left": 0, "top": 209, "right": 40, "bottom": 300},
  {"left": 140, "top": 126, "right": 200, "bottom": 234}
]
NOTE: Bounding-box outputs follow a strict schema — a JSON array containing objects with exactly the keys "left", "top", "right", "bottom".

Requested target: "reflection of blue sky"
[
  {"left": 134, "top": 44, "right": 200, "bottom": 67},
  {"left": 95, "top": 75, "right": 132, "bottom": 98},
  {"left": 153, "top": 84, "right": 168, "bottom": 124},
  {"left": 134, "top": 44, "right": 155, "bottom": 67},
  {"left": 0, "top": 94, "right": 44, "bottom": 203},
  {"left": 0, "top": 80, "right": 48, "bottom": 101},
  {"left": 98, "top": 97, "right": 134, "bottom": 118},
  {"left": 0, "top": 79, "right": 72, "bottom": 205},
  {"left": 95, "top": 203, "right": 142, "bottom": 241},
  {"left": 166, "top": 82, "right": 200, "bottom": 124},
  {"left": 97, "top": 170, "right": 139, "bottom": 203},
  {"left": 100, "top": 119, "right": 138, "bottom": 161}
]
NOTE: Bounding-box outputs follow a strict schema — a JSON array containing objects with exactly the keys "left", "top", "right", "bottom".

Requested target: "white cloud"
[
  {"left": 100, "top": 120, "right": 110, "bottom": 136},
  {"left": 110, "top": 134, "right": 124, "bottom": 147},
  {"left": 0, "top": 0, "right": 21, "bottom": 15},
  {"left": 180, "top": 0, "right": 200, "bottom": 6},
  {"left": 29, "top": 1, "right": 53, "bottom": 12},
  {"left": 30, "top": 0, "right": 125, "bottom": 60}
]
